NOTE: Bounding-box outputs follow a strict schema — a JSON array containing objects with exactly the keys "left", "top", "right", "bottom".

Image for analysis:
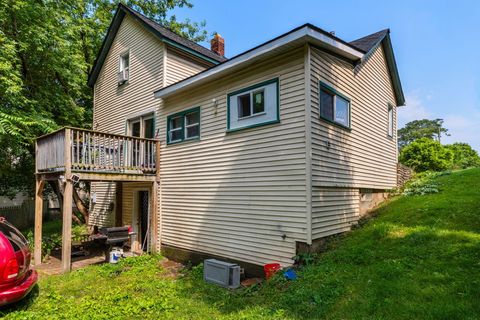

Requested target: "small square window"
[
  {"left": 227, "top": 78, "right": 279, "bottom": 131},
  {"left": 319, "top": 83, "right": 350, "bottom": 129},
  {"left": 238, "top": 94, "right": 251, "bottom": 118},
  {"left": 167, "top": 107, "right": 200, "bottom": 144}
]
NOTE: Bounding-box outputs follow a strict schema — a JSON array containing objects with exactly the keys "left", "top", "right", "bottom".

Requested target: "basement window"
[
  {"left": 319, "top": 82, "right": 351, "bottom": 129},
  {"left": 167, "top": 107, "right": 200, "bottom": 144},
  {"left": 227, "top": 78, "right": 279, "bottom": 131}
]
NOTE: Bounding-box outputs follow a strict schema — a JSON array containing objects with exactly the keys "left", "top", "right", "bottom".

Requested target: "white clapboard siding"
[
  {"left": 311, "top": 188, "right": 359, "bottom": 239},
  {"left": 91, "top": 15, "right": 164, "bottom": 227},
  {"left": 158, "top": 47, "right": 307, "bottom": 266},
  {"left": 310, "top": 45, "right": 398, "bottom": 190}
]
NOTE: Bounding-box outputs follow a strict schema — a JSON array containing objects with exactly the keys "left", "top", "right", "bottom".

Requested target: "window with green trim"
[
  {"left": 319, "top": 82, "right": 351, "bottom": 128},
  {"left": 227, "top": 78, "right": 279, "bottom": 131},
  {"left": 167, "top": 107, "right": 200, "bottom": 144}
]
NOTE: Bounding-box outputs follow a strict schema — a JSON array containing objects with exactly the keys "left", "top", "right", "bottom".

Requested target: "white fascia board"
[
  {"left": 305, "top": 28, "right": 364, "bottom": 60},
  {"left": 154, "top": 26, "right": 364, "bottom": 99}
]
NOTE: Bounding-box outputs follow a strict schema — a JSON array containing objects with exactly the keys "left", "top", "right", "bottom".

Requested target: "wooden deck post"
[
  {"left": 61, "top": 128, "right": 72, "bottom": 273},
  {"left": 61, "top": 180, "right": 73, "bottom": 273},
  {"left": 34, "top": 178, "right": 44, "bottom": 266},
  {"left": 150, "top": 181, "right": 158, "bottom": 252},
  {"left": 152, "top": 140, "right": 161, "bottom": 252}
]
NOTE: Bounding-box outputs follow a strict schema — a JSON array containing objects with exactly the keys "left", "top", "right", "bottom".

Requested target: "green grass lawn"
[{"left": 2, "top": 168, "right": 480, "bottom": 319}]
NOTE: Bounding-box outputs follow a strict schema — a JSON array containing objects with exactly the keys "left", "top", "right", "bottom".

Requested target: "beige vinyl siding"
[
  {"left": 90, "top": 15, "right": 164, "bottom": 227},
  {"left": 165, "top": 46, "right": 212, "bottom": 86},
  {"left": 311, "top": 188, "right": 359, "bottom": 239},
  {"left": 158, "top": 47, "right": 307, "bottom": 266},
  {"left": 121, "top": 182, "right": 152, "bottom": 226},
  {"left": 310, "top": 45, "right": 398, "bottom": 190}
]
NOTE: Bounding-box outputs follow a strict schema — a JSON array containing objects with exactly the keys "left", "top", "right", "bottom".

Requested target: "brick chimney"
[{"left": 210, "top": 33, "right": 225, "bottom": 57}]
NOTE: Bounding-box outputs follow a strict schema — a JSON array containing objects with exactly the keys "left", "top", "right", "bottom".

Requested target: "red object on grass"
[
  {"left": 264, "top": 263, "right": 281, "bottom": 279},
  {"left": 0, "top": 218, "right": 38, "bottom": 307}
]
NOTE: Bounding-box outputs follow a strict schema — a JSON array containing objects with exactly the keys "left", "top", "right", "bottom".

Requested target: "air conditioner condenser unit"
[{"left": 203, "top": 259, "right": 240, "bottom": 289}]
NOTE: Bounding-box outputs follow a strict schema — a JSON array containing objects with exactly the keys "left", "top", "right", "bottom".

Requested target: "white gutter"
[{"left": 154, "top": 25, "right": 364, "bottom": 99}]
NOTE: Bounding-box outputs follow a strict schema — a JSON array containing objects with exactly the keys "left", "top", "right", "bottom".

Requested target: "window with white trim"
[
  {"left": 388, "top": 104, "right": 394, "bottom": 137},
  {"left": 128, "top": 113, "right": 154, "bottom": 139},
  {"left": 319, "top": 82, "right": 351, "bottom": 129},
  {"left": 227, "top": 78, "right": 279, "bottom": 131},
  {"left": 167, "top": 107, "right": 200, "bottom": 144},
  {"left": 118, "top": 52, "right": 130, "bottom": 85},
  {"left": 127, "top": 113, "right": 155, "bottom": 166}
]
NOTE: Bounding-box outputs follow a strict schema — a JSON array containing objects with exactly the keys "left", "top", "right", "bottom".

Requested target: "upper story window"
[
  {"left": 167, "top": 107, "right": 200, "bottom": 144},
  {"left": 319, "top": 82, "right": 351, "bottom": 129},
  {"left": 118, "top": 51, "right": 130, "bottom": 85},
  {"left": 227, "top": 78, "right": 279, "bottom": 132},
  {"left": 388, "top": 104, "right": 394, "bottom": 137}
]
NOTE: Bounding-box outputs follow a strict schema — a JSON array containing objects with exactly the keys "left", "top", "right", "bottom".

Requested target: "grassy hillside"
[{"left": 2, "top": 168, "right": 480, "bottom": 319}]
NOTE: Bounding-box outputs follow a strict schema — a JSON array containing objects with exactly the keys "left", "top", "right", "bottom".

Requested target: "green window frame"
[
  {"left": 226, "top": 78, "right": 280, "bottom": 132},
  {"left": 166, "top": 107, "right": 201, "bottom": 145},
  {"left": 319, "top": 82, "right": 351, "bottom": 130}
]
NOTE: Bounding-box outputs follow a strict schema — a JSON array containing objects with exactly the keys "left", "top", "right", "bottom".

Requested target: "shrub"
[
  {"left": 402, "top": 171, "right": 440, "bottom": 196},
  {"left": 444, "top": 143, "right": 480, "bottom": 169},
  {"left": 399, "top": 138, "right": 453, "bottom": 172}
]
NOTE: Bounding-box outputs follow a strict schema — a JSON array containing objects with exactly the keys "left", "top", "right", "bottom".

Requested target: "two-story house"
[{"left": 34, "top": 3, "right": 404, "bottom": 273}]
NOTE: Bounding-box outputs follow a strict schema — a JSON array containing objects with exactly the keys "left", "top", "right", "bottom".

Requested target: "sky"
[{"left": 174, "top": 0, "right": 480, "bottom": 151}]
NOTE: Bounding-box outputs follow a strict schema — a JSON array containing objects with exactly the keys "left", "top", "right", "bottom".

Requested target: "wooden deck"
[
  {"left": 34, "top": 127, "right": 160, "bottom": 273},
  {"left": 36, "top": 127, "right": 160, "bottom": 181}
]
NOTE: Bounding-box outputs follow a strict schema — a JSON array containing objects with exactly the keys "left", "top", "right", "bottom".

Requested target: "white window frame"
[
  {"left": 388, "top": 104, "right": 394, "bottom": 137},
  {"left": 127, "top": 113, "right": 154, "bottom": 138},
  {"left": 118, "top": 50, "right": 130, "bottom": 85},
  {"left": 227, "top": 78, "right": 279, "bottom": 132},
  {"left": 119, "top": 51, "right": 130, "bottom": 73},
  {"left": 237, "top": 89, "right": 266, "bottom": 119}
]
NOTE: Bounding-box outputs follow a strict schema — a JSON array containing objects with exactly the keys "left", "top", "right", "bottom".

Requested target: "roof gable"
[
  {"left": 87, "top": 4, "right": 226, "bottom": 87},
  {"left": 351, "top": 30, "right": 405, "bottom": 106}
]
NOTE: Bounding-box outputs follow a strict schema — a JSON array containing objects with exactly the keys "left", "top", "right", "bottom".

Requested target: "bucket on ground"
[
  {"left": 109, "top": 247, "right": 123, "bottom": 264},
  {"left": 264, "top": 263, "right": 281, "bottom": 279}
]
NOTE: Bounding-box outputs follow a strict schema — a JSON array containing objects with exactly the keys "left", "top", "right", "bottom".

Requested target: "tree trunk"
[
  {"left": 73, "top": 187, "right": 89, "bottom": 225},
  {"left": 48, "top": 181, "right": 83, "bottom": 225}
]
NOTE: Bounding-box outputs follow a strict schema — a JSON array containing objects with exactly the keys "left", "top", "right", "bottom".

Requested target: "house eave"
[
  {"left": 87, "top": 4, "right": 223, "bottom": 88},
  {"left": 153, "top": 25, "right": 364, "bottom": 99}
]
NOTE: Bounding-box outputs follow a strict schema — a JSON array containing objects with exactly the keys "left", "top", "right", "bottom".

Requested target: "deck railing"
[{"left": 36, "top": 127, "right": 159, "bottom": 175}]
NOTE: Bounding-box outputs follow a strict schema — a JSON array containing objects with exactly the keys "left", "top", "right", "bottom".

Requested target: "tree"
[
  {"left": 398, "top": 119, "right": 450, "bottom": 149},
  {"left": 399, "top": 138, "right": 454, "bottom": 172},
  {"left": 0, "top": 0, "right": 207, "bottom": 198},
  {"left": 445, "top": 143, "right": 480, "bottom": 169}
]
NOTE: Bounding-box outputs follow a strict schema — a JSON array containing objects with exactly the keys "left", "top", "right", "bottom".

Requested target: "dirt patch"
[{"left": 158, "top": 258, "right": 184, "bottom": 279}]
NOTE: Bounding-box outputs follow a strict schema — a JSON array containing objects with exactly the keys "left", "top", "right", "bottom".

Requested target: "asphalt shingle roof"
[
  {"left": 349, "top": 29, "right": 389, "bottom": 52},
  {"left": 121, "top": 4, "right": 227, "bottom": 63}
]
